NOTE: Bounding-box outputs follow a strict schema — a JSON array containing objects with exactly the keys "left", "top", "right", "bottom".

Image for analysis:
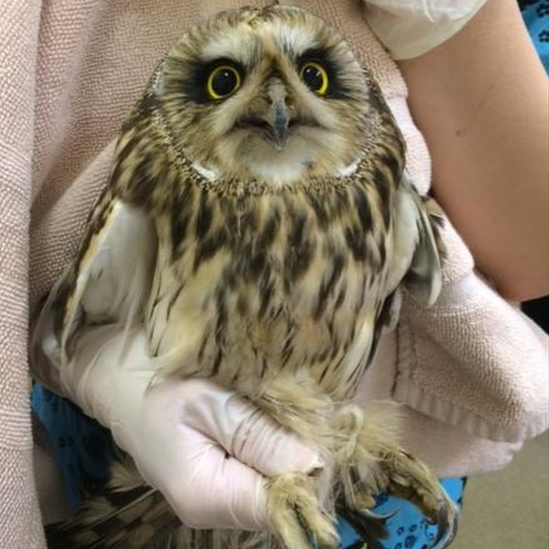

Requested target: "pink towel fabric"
[{"left": 1, "top": 0, "right": 547, "bottom": 546}]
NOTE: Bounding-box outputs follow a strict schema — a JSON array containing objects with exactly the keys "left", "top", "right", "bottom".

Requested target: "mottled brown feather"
[{"left": 42, "top": 5, "right": 451, "bottom": 549}]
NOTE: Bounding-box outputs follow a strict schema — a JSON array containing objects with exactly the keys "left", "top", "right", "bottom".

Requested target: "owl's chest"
[{"left": 146, "top": 184, "right": 393, "bottom": 394}]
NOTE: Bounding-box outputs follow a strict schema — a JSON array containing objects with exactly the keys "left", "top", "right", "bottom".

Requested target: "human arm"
[{"left": 397, "top": 0, "right": 549, "bottom": 301}]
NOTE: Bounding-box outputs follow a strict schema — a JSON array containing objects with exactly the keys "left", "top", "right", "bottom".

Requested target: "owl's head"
[{"left": 154, "top": 5, "right": 387, "bottom": 187}]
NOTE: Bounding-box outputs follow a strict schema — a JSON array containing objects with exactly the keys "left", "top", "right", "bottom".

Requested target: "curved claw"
[
  {"left": 336, "top": 504, "right": 398, "bottom": 549},
  {"left": 430, "top": 500, "right": 459, "bottom": 549},
  {"left": 360, "top": 507, "right": 399, "bottom": 522},
  {"left": 376, "top": 449, "right": 460, "bottom": 548}
]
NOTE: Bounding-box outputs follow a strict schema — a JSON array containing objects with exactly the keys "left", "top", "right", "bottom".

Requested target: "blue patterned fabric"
[
  {"left": 32, "top": 382, "right": 465, "bottom": 547},
  {"left": 520, "top": 0, "right": 549, "bottom": 73},
  {"left": 337, "top": 478, "right": 466, "bottom": 549},
  {"left": 31, "top": 382, "right": 115, "bottom": 511}
]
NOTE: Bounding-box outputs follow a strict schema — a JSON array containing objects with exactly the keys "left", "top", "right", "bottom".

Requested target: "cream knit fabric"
[
  {"left": 1, "top": 0, "right": 547, "bottom": 546},
  {"left": 1, "top": 0, "right": 46, "bottom": 546}
]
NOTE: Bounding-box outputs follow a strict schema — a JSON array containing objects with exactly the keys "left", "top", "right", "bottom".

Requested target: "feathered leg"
[
  {"left": 266, "top": 472, "right": 338, "bottom": 549},
  {"left": 333, "top": 403, "right": 459, "bottom": 549},
  {"left": 253, "top": 374, "right": 340, "bottom": 549}
]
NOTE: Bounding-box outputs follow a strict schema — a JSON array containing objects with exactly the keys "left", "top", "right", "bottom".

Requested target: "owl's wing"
[
  {"left": 31, "top": 189, "right": 156, "bottom": 391},
  {"left": 386, "top": 175, "right": 444, "bottom": 308}
]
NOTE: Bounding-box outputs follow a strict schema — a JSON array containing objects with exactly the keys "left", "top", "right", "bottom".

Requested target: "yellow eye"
[
  {"left": 300, "top": 61, "right": 329, "bottom": 96},
  {"left": 206, "top": 65, "right": 241, "bottom": 100}
]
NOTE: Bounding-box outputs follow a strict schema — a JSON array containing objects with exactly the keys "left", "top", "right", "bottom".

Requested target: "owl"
[{"left": 36, "top": 5, "right": 457, "bottom": 549}]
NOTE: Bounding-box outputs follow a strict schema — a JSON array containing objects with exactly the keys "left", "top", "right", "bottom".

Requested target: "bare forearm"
[{"left": 399, "top": 0, "right": 549, "bottom": 301}]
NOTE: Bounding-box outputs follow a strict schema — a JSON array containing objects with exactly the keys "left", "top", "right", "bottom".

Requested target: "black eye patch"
[{"left": 179, "top": 58, "right": 246, "bottom": 104}]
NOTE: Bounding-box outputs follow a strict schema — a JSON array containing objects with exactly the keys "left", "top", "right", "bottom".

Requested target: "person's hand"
[
  {"left": 46, "top": 325, "right": 323, "bottom": 530},
  {"left": 363, "top": 0, "right": 489, "bottom": 60}
]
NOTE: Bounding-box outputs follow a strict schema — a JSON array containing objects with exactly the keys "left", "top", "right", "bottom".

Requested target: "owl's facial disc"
[{"left": 161, "top": 6, "right": 374, "bottom": 187}]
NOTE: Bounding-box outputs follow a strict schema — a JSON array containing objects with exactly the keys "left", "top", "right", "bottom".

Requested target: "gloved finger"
[
  {"left": 165, "top": 434, "right": 269, "bottom": 531},
  {"left": 180, "top": 379, "right": 323, "bottom": 478}
]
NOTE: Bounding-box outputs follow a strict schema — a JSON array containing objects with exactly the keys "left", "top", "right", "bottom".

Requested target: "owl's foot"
[
  {"left": 266, "top": 472, "right": 339, "bottom": 549},
  {"left": 367, "top": 447, "right": 459, "bottom": 548},
  {"left": 334, "top": 404, "right": 458, "bottom": 549}
]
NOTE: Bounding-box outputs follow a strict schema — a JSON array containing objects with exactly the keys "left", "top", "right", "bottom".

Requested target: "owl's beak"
[
  {"left": 235, "top": 106, "right": 290, "bottom": 150},
  {"left": 264, "top": 77, "right": 291, "bottom": 150},
  {"left": 267, "top": 101, "right": 290, "bottom": 150},
  {"left": 236, "top": 78, "right": 294, "bottom": 149}
]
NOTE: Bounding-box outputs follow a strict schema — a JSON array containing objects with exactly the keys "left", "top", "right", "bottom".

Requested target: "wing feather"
[
  {"left": 31, "top": 193, "right": 156, "bottom": 390},
  {"left": 387, "top": 176, "right": 444, "bottom": 307}
]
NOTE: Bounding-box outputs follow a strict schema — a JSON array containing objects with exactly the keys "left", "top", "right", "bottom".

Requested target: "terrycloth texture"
[
  {"left": 1, "top": 0, "right": 547, "bottom": 546},
  {"left": 394, "top": 233, "right": 549, "bottom": 444}
]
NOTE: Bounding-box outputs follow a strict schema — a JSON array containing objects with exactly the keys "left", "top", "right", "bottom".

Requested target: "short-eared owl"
[{"left": 36, "top": 5, "right": 456, "bottom": 549}]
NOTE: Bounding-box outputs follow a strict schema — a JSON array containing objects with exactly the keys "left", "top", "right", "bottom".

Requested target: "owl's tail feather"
[{"left": 45, "top": 484, "right": 181, "bottom": 549}]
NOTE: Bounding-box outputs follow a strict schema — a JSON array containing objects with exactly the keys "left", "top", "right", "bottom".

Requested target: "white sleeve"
[{"left": 363, "top": 0, "right": 490, "bottom": 60}]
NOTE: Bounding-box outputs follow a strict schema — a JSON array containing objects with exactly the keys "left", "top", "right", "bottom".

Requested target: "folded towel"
[{"left": 395, "top": 217, "right": 548, "bottom": 443}]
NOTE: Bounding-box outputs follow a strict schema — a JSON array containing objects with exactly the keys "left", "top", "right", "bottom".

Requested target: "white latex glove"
[
  {"left": 363, "top": 0, "right": 489, "bottom": 59},
  {"left": 51, "top": 324, "right": 322, "bottom": 530}
]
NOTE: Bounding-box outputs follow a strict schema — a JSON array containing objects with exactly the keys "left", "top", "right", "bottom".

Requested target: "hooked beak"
[
  {"left": 266, "top": 77, "right": 290, "bottom": 149},
  {"left": 235, "top": 77, "right": 293, "bottom": 150},
  {"left": 236, "top": 101, "right": 291, "bottom": 150},
  {"left": 266, "top": 100, "right": 290, "bottom": 150}
]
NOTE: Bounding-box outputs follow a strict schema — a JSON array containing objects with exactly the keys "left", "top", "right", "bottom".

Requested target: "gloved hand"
[
  {"left": 362, "top": 0, "right": 489, "bottom": 60},
  {"left": 42, "top": 324, "right": 323, "bottom": 531}
]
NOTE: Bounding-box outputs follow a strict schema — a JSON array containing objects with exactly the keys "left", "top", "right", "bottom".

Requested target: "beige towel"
[{"left": 395, "top": 217, "right": 548, "bottom": 444}]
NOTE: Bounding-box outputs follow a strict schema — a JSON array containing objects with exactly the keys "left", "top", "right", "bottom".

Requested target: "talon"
[
  {"left": 431, "top": 500, "right": 459, "bottom": 549},
  {"left": 336, "top": 503, "right": 392, "bottom": 549},
  {"left": 346, "top": 542, "right": 368, "bottom": 549},
  {"left": 360, "top": 508, "right": 398, "bottom": 522}
]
